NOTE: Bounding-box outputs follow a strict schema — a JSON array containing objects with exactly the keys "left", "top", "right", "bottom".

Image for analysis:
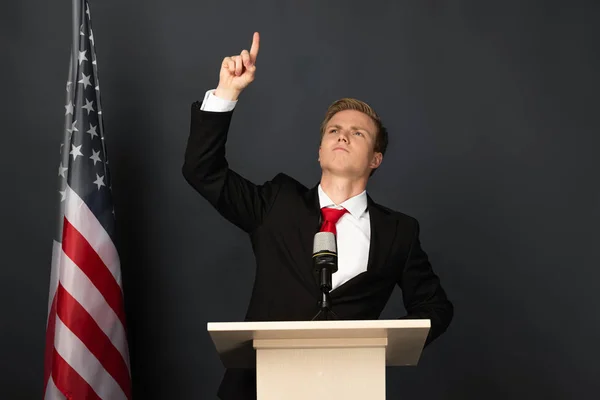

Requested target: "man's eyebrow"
[{"left": 327, "top": 124, "right": 372, "bottom": 133}]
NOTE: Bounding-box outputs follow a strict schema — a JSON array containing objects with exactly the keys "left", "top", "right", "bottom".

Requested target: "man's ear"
[{"left": 370, "top": 152, "right": 383, "bottom": 169}]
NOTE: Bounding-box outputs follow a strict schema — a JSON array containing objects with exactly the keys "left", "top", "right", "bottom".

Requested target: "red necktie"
[{"left": 320, "top": 207, "right": 348, "bottom": 235}]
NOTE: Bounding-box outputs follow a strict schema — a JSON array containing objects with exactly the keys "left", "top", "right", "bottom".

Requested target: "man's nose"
[{"left": 337, "top": 133, "right": 348, "bottom": 143}]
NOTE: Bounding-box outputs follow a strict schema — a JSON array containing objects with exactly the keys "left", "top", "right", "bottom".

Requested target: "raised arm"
[{"left": 182, "top": 32, "right": 282, "bottom": 233}]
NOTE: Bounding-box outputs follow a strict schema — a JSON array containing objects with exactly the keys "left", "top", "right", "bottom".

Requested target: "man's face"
[{"left": 319, "top": 110, "right": 382, "bottom": 178}]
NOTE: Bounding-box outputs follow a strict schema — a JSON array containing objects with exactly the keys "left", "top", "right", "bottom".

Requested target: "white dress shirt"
[
  {"left": 200, "top": 89, "right": 371, "bottom": 289},
  {"left": 317, "top": 186, "right": 371, "bottom": 289}
]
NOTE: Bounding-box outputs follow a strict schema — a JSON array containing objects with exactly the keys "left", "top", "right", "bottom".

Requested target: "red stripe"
[
  {"left": 43, "top": 293, "right": 58, "bottom": 395},
  {"left": 52, "top": 349, "right": 102, "bottom": 400},
  {"left": 56, "top": 283, "right": 132, "bottom": 399},
  {"left": 62, "top": 217, "right": 127, "bottom": 328}
]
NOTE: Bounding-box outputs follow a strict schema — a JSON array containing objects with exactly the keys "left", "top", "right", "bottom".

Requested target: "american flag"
[{"left": 43, "top": 1, "right": 131, "bottom": 399}]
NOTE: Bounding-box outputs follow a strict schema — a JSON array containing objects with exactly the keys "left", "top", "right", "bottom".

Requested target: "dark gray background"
[{"left": 2, "top": 0, "right": 599, "bottom": 399}]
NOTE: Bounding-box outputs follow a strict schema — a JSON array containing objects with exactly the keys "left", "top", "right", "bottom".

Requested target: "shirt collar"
[{"left": 318, "top": 184, "right": 368, "bottom": 218}]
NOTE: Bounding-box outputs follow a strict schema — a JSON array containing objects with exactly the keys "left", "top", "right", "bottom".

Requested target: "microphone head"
[{"left": 313, "top": 231, "right": 336, "bottom": 254}]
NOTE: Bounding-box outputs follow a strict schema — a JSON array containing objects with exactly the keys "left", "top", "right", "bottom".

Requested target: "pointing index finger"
[{"left": 249, "top": 32, "right": 260, "bottom": 62}]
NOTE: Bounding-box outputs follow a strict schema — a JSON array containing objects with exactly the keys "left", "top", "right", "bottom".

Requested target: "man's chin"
[{"left": 321, "top": 164, "right": 364, "bottom": 178}]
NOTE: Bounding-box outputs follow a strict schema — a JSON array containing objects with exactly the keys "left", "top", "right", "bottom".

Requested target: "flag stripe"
[
  {"left": 59, "top": 248, "right": 129, "bottom": 365},
  {"left": 44, "top": 376, "right": 67, "bottom": 400},
  {"left": 55, "top": 283, "right": 131, "bottom": 398},
  {"left": 62, "top": 217, "right": 127, "bottom": 327},
  {"left": 47, "top": 241, "right": 62, "bottom": 318},
  {"left": 43, "top": 293, "right": 58, "bottom": 395},
  {"left": 54, "top": 316, "right": 128, "bottom": 400},
  {"left": 63, "top": 185, "right": 121, "bottom": 286},
  {"left": 52, "top": 350, "right": 102, "bottom": 400}
]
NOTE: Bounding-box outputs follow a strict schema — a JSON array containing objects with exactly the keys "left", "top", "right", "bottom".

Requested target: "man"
[{"left": 182, "top": 32, "right": 453, "bottom": 400}]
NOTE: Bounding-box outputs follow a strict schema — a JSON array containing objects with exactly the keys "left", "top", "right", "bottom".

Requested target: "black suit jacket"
[{"left": 182, "top": 103, "right": 453, "bottom": 400}]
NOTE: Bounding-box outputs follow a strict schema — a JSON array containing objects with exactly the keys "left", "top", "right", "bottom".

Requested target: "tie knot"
[{"left": 320, "top": 207, "right": 348, "bottom": 235}]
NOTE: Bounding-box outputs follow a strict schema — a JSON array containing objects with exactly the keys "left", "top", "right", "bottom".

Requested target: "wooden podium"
[{"left": 207, "top": 319, "right": 430, "bottom": 400}]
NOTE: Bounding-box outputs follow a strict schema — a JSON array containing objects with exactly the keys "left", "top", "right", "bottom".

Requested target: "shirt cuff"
[{"left": 200, "top": 89, "right": 237, "bottom": 112}]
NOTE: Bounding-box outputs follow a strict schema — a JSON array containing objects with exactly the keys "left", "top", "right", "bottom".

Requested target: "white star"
[
  {"left": 87, "top": 123, "right": 98, "bottom": 139},
  {"left": 92, "top": 59, "right": 97, "bottom": 66},
  {"left": 82, "top": 99, "right": 94, "bottom": 114},
  {"left": 58, "top": 163, "right": 68, "bottom": 177},
  {"left": 70, "top": 144, "right": 83, "bottom": 160},
  {"left": 65, "top": 101, "right": 74, "bottom": 115},
  {"left": 95, "top": 79, "right": 100, "bottom": 91},
  {"left": 78, "top": 73, "right": 92, "bottom": 89},
  {"left": 67, "top": 120, "right": 78, "bottom": 134},
  {"left": 89, "top": 30, "right": 95, "bottom": 46},
  {"left": 90, "top": 149, "right": 102, "bottom": 165},
  {"left": 78, "top": 50, "right": 88, "bottom": 64},
  {"left": 59, "top": 190, "right": 67, "bottom": 202},
  {"left": 66, "top": 81, "right": 72, "bottom": 91},
  {"left": 86, "top": 3, "right": 90, "bottom": 18},
  {"left": 93, "top": 174, "right": 105, "bottom": 190}
]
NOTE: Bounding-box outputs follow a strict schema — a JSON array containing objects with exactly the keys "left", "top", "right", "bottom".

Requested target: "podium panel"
[{"left": 255, "top": 337, "right": 386, "bottom": 400}]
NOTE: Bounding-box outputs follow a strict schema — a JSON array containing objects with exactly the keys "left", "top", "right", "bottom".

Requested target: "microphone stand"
[{"left": 311, "top": 264, "right": 339, "bottom": 321}]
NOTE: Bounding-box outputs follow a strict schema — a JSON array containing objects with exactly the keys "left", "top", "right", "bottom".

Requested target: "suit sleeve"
[
  {"left": 182, "top": 102, "right": 282, "bottom": 233},
  {"left": 398, "top": 220, "right": 454, "bottom": 347}
]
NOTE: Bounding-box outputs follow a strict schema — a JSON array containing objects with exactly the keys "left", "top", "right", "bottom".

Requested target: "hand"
[{"left": 215, "top": 32, "right": 260, "bottom": 101}]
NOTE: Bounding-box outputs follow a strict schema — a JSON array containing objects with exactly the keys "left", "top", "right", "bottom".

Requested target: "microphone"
[{"left": 312, "top": 232, "right": 338, "bottom": 292}]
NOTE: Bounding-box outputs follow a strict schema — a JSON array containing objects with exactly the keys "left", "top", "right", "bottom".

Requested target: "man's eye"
[
  {"left": 354, "top": 131, "right": 363, "bottom": 136},
  {"left": 330, "top": 129, "right": 337, "bottom": 133}
]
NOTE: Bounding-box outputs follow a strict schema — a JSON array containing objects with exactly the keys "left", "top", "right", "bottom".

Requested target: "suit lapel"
[
  {"left": 330, "top": 194, "right": 398, "bottom": 297},
  {"left": 365, "top": 195, "right": 397, "bottom": 273},
  {"left": 298, "top": 184, "right": 321, "bottom": 296}
]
